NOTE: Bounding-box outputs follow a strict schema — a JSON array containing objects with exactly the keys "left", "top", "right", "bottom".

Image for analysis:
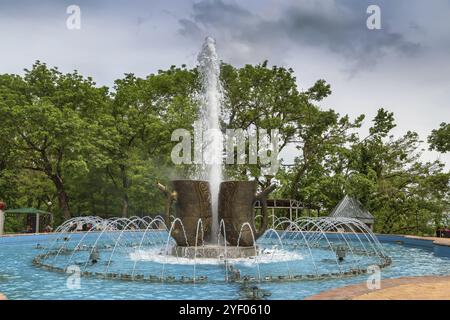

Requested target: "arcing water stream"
[{"left": 34, "top": 216, "right": 391, "bottom": 284}]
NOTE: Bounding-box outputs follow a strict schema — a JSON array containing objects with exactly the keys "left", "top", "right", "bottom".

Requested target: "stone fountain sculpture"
[
  {"left": 169, "top": 180, "right": 212, "bottom": 246},
  {"left": 219, "top": 181, "right": 276, "bottom": 247},
  {"left": 158, "top": 180, "right": 275, "bottom": 249}
]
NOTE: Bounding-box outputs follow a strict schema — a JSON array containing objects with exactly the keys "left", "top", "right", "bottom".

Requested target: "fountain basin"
[{"left": 2, "top": 230, "right": 450, "bottom": 299}]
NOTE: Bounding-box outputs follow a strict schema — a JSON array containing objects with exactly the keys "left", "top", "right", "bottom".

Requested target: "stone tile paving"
[{"left": 306, "top": 275, "right": 450, "bottom": 300}]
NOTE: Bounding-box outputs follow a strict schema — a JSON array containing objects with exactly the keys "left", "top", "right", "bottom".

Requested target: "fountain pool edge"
[{"left": 374, "top": 234, "right": 450, "bottom": 258}]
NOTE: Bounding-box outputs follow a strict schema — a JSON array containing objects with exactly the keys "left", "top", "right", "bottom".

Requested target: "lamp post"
[{"left": 0, "top": 201, "right": 6, "bottom": 236}]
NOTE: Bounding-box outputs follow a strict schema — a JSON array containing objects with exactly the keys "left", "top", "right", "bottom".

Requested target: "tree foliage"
[
  {"left": 428, "top": 122, "right": 450, "bottom": 153},
  {"left": 0, "top": 61, "right": 448, "bottom": 235}
]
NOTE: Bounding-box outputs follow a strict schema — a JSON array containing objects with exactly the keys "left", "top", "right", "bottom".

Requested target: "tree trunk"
[
  {"left": 103, "top": 193, "right": 108, "bottom": 216},
  {"left": 122, "top": 194, "right": 129, "bottom": 218},
  {"left": 120, "top": 165, "right": 129, "bottom": 217},
  {"left": 290, "top": 164, "right": 308, "bottom": 199},
  {"left": 51, "top": 175, "right": 71, "bottom": 220},
  {"left": 255, "top": 184, "right": 277, "bottom": 238}
]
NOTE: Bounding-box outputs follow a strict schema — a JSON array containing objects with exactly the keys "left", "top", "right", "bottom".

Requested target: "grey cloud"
[
  {"left": 280, "top": 3, "right": 420, "bottom": 70},
  {"left": 189, "top": 0, "right": 258, "bottom": 28},
  {"left": 179, "top": 19, "right": 203, "bottom": 39},
  {"left": 178, "top": 0, "right": 420, "bottom": 71}
]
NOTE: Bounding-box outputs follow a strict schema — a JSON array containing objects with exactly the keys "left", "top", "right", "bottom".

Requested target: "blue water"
[{"left": 0, "top": 234, "right": 449, "bottom": 300}]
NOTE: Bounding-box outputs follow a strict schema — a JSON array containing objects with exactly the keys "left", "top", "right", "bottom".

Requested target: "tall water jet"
[{"left": 197, "top": 37, "right": 223, "bottom": 242}]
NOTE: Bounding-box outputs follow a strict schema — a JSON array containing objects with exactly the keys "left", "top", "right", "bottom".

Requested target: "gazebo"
[
  {"left": 255, "top": 199, "right": 304, "bottom": 227},
  {"left": 0, "top": 207, "right": 53, "bottom": 235},
  {"left": 329, "top": 195, "right": 374, "bottom": 230}
]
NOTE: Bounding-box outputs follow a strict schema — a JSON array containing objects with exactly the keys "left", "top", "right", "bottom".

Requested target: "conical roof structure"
[{"left": 329, "top": 195, "right": 374, "bottom": 225}]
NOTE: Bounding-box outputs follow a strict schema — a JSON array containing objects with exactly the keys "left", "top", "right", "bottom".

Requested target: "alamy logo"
[
  {"left": 366, "top": 5, "right": 381, "bottom": 30},
  {"left": 66, "top": 5, "right": 81, "bottom": 30},
  {"left": 366, "top": 265, "right": 381, "bottom": 290},
  {"left": 171, "top": 121, "right": 281, "bottom": 175},
  {"left": 66, "top": 265, "right": 81, "bottom": 289}
]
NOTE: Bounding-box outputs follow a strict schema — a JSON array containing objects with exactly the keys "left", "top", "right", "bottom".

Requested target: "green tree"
[
  {"left": 103, "top": 66, "right": 198, "bottom": 217},
  {"left": 1, "top": 61, "right": 448, "bottom": 235},
  {"left": 0, "top": 62, "right": 109, "bottom": 219},
  {"left": 345, "top": 110, "right": 449, "bottom": 234},
  {"left": 221, "top": 62, "right": 334, "bottom": 187},
  {"left": 428, "top": 122, "right": 450, "bottom": 153}
]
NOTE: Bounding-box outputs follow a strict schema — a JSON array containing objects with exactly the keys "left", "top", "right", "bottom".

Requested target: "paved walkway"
[{"left": 306, "top": 275, "right": 450, "bottom": 300}]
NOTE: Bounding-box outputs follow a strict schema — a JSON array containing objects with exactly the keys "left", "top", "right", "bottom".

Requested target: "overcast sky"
[{"left": 0, "top": 0, "right": 449, "bottom": 167}]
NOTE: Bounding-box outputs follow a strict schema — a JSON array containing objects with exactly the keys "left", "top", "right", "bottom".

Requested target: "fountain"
[
  {"left": 197, "top": 36, "right": 223, "bottom": 242},
  {"left": 34, "top": 215, "right": 391, "bottom": 285},
  {"left": 32, "top": 37, "right": 391, "bottom": 286},
  {"left": 158, "top": 37, "right": 277, "bottom": 257}
]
